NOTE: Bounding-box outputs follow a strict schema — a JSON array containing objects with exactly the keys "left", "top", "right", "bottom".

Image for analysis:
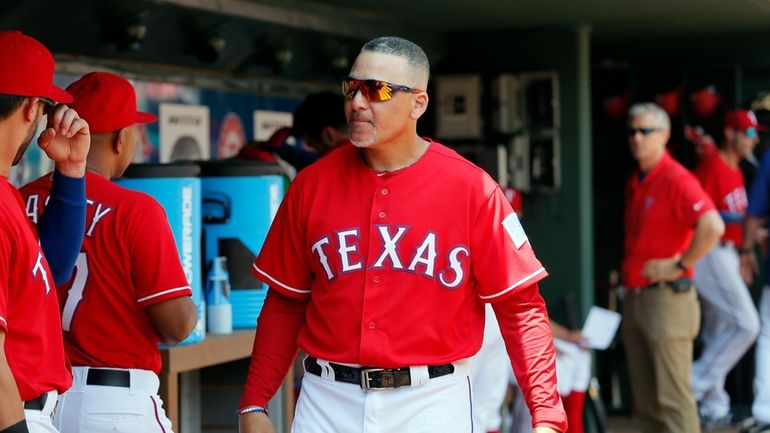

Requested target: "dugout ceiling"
[{"left": 4, "top": 0, "right": 770, "bottom": 83}]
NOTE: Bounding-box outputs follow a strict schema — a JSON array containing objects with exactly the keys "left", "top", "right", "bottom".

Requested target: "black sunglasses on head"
[
  {"left": 39, "top": 97, "right": 55, "bottom": 115},
  {"left": 626, "top": 127, "right": 660, "bottom": 137}
]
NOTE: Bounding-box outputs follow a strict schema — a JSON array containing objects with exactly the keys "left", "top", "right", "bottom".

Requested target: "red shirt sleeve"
[
  {"left": 492, "top": 283, "right": 568, "bottom": 432},
  {"left": 0, "top": 229, "right": 9, "bottom": 331},
  {"left": 252, "top": 181, "right": 312, "bottom": 298},
  {"left": 672, "top": 172, "right": 716, "bottom": 227},
  {"left": 126, "top": 198, "right": 192, "bottom": 306},
  {"left": 472, "top": 187, "right": 547, "bottom": 301},
  {"left": 240, "top": 289, "right": 308, "bottom": 408}
]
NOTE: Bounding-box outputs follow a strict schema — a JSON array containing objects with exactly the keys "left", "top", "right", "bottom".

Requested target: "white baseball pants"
[
  {"left": 470, "top": 304, "right": 511, "bottom": 433},
  {"left": 692, "top": 244, "right": 760, "bottom": 418},
  {"left": 292, "top": 358, "right": 473, "bottom": 433},
  {"left": 53, "top": 367, "right": 174, "bottom": 433},
  {"left": 25, "top": 390, "right": 59, "bottom": 433},
  {"left": 753, "top": 286, "right": 770, "bottom": 424},
  {"left": 553, "top": 338, "right": 591, "bottom": 396}
]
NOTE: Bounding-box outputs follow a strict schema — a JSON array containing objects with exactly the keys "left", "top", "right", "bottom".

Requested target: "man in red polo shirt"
[{"left": 621, "top": 102, "right": 724, "bottom": 433}]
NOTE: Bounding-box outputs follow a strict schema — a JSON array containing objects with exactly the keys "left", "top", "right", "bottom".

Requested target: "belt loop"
[
  {"left": 410, "top": 366, "right": 429, "bottom": 386},
  {"left": 42, "top": 390, "right": 57, "bottom": 417},
  {"left": 315, "top": 359, "right": 336, "bottom": 383}
]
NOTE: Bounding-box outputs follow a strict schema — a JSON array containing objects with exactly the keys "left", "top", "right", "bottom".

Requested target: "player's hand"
[
  {"left": 565, "top": 330, "right": 589, "bottom": 349},
  {"left": 37, "top": 104, "right": 90, "bottom": 178},
  {"left": 641, "top": 256, "right": 682, "bottom": 283},
  {"left": 533, "top": 427, "right": 561, "bottom": 433},
  {"left": 239, "top": 411, "right": 276, "bottom": 433},
  {"left": 740, "top": 250, "right": 759, "bottom": 285}
]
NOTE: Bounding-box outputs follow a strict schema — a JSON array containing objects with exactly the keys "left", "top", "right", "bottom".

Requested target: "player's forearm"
[
  {"left": 680, "top": 210, "right": 724, "bottom": 269},
  {"left": 239, "top": 290, "right": 307, "bottom": 408},
  {"left": 37, "top": 170, "right": 86, "bottom": 284},
  {"left": 0, "top": 334, "right": 24, "bottom": 429},
  {"left": 743, "top": 216, "right": 763, "bottom": 251},
  {"left": 492, "top": 284, "right": 567, "bottom": 432}
]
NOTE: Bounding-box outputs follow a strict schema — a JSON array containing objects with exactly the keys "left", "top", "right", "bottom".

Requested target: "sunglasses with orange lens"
[{"left": 342, "top": 77, "right": 422, "bottom": 102}]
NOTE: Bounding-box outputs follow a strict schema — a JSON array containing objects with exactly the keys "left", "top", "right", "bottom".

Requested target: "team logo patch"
[{"left": 502, "top": 213, "right": 528, "bottom": 249}]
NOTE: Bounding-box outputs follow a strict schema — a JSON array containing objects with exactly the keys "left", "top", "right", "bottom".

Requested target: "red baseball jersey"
[
  {"left": 252, "top": 140, "right": 547, "bottom": 367},
  {"left": 21, "top": 172, "right": 192, "bottom": 374},
  {"left": 694, "top": 152, "right": 747, "bottom": 246},
  {"left": 0, "top": 178, "right": 71, "bottom": 400},
  {"left": 623, "top": 152, "right": 716, "bottom": 288}
]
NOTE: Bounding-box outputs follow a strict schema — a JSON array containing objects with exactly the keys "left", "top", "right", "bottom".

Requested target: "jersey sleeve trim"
[
  {"left": 479, "top": 267, "right": 547, "bottom": 300},
  {"left": 137, "top": 286, "right": 192, "bottom": 303},
  {"left": 0, "top": 316, "right": 6, "bottom": 330},
  {"left": 252, "top": 264, "right": 310, "bottom": 295}
]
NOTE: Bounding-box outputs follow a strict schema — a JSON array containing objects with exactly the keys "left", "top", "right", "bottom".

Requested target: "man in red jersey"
[
  {"left": 621, "top": 102, "right": 724, "bottom": 433},
  {"left": 238, "top": 36, "right": 566, "bottom": 433},
  {"left": 691, "top": 109, "right": 762, "bottom": 427},
  {"left": 22, "top": 71, "right": 197, "bottom": 433},
  {"left": 0, "top": 31, "right": 91, "bottom": 433}
]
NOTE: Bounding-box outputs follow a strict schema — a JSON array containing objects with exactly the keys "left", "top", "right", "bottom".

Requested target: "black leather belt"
[
  {"left": 640, "top": 278, "right": 694, "bottom": 293},
  {"left": 23, "top": 393, "right": 47, "bottom": 410},
  {"left": 304, "top": 357, "right": 454, "bottom": 390},
  {"left": 86, "top": 368, "right": 130, "bottom": 388}
]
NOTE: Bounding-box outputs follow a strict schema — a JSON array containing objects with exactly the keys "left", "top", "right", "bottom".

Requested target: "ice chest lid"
[
  {"left": 121, "top": 163, "right": 201, "bottom": 179},
  {"left": 199, "top": 160, "right": 284, "bottom": 177}
]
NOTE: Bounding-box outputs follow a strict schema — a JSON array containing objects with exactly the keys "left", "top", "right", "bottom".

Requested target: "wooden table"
[{"left": 159, "top": 330, "right": 256, "bottom": 432}]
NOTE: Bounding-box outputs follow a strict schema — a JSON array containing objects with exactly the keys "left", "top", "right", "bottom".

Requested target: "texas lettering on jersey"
[
  {"left": 311, "top": 224, "right": 469, "bottom": 289},
  {"left": 26, "top": 194, "right": 113, "bottom": 238}
]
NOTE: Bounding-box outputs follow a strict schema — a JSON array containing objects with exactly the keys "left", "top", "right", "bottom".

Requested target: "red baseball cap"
[
  {"left": 0, "top": 31, "right": 72, "bottom": 103},
  {"left": 724, "top": 109, "right": 768, "bottom": 132},
  {"left": 66, "top": 71, "right": 157, "bottom": 134}
]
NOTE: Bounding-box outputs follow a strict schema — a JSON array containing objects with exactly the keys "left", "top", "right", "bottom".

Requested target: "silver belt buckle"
[{"left": 361, "top": 368, "right": 386, "bottom": 390}]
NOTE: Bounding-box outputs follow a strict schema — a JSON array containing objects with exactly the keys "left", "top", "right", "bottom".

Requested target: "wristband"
[
  {"left": 676, "top": 259, "right": 689, "bottom": 271},
  {"left": 0, "top": 420, "right": 30, "bottom": 433},
  {"left": 738, "top": 247, "right": 752, "bottom": 255},
  {"left": 237, "top": 406, "right": 269, "bottom": 416}
]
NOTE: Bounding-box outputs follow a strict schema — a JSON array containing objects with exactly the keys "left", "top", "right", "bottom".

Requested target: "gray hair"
[
  {"left": 361, "top": 36, "right": 430, "bottom": 86},
  {"left": 628, "top": 102, "right": 670, "bottom": 131}
]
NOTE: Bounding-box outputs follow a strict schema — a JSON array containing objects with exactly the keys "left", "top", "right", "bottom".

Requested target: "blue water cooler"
[
  {"left": 117, "top": 163, "right": 205, "bottom": 345},
  {"left": 199, "top": 160, "right": 284, "bottom": 329}
]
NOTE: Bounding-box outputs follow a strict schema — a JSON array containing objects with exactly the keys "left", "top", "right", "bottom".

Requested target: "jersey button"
[
  {"left": 373, "top": 275, "right": 382, "bottom": 283},
  {"left": 368, "top": 321, "right": 376, "bottom": 330},
  {"left": 380, "top": 188, "right": 389, "bottom": 196},
  {"left": 378, "top": 211, "right": 386, "bottom": 219}
]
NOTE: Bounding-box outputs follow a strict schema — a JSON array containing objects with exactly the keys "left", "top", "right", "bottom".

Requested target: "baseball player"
[
  {"left": 739, "top": 146, "right": 770, "bottom": 433},
  {"left": 238, "top": 36, "right": 566, "bottom": 433},
  {"left": 21, "top": 71, "right": 197, "bottom": 433},
  {"left": 691, "top": 109, "right": 762, "bottom": 426},
  {"left": 621, "top": 102, "right": 724, "bottom": 433},
  {"left": 0, "top": 31, "right": 92, "bottom": 433}
]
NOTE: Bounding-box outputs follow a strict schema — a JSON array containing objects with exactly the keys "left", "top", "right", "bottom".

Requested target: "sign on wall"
[{"left": 159, "top": 103, "right": 210, "bottom": 163}]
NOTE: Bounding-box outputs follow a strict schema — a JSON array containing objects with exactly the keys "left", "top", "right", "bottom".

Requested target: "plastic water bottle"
[{"left": 206, "top": 256, "right": 232, "bottom": 334}]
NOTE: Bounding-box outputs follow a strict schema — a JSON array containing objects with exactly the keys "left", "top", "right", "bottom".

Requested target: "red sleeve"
[
  {"left": 127, "top": 199, "right": 192, "bottom": 306},
  {"left": 0, "top": 229, "right": 9, "bottom": 331},
  {"left": 492, "top": 283, "right": 567, "bottom": 432},
  {"left": 240, "top": 289, "right": 308, "bottom": 408},
  {"left": 252, "top": 180, "right": 312, "bottom": 298},
  {"left": 472, "top": 187, "right": 547, "bottom": 301},
  {"left": 673, "top": 173, "right": 716, "bottom": 227}
]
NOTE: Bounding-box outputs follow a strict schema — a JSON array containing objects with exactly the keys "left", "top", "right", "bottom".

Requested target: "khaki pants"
[{"left": 622, "top": 286, "right": 701, "bottom": 433}]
